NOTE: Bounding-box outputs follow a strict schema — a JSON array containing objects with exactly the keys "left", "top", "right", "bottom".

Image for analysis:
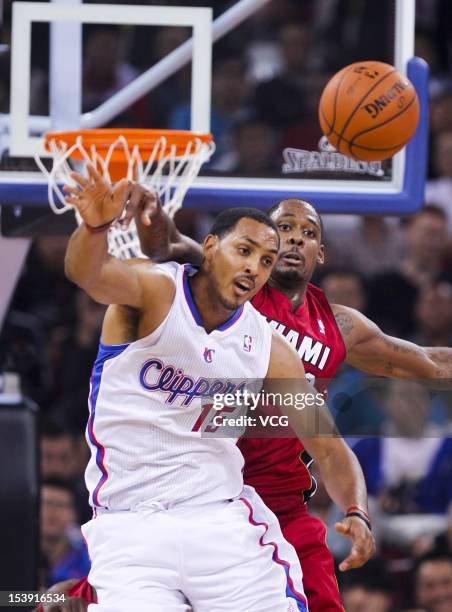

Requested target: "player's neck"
[
  {"left": 268, "top": 276, "right": 309, "bottom": 311},
  {"left": 189, "top": 272, "right": 241, "bottom": 333}
]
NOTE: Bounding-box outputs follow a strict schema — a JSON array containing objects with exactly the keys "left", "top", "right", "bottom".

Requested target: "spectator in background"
[
  {"left": 254, "top": 22, "right": 312, "bottom": 130},
  {"left": 414, "top": 551, "right": 452, "bottom": 612},
  {"left": 325, "top": 217, "right": 404, "bottom": 278},
  {"left": 253, "top": 22, "right": 323, "bottom": 152},
  {"left": 82, "top": 26, "right": 144, "bottom": 126},
  {"left": 426, "top": 131, "right": 452, "bottom": 227},
  {"left": 320, "top": 270, "right": 384, "bottom": 437},
  {"left": 41, "top": 478, "right": 90, "bottom": 587},
  {"left": 320, "top": 269, "right": 367, "bottom": 311},
  {"left": 41, "top": 421, "right": 81, "bottom": 482},
  {"left": 353, "top": 381, "right": 452, "bottom": 548},
  {"left": 413, "top": 282, "right": 452, "bottom": 347},
  {"left": 339, "top": 559, "right": 393, "bottom": 612},
  {"left": 40, "top": 420, "right": 90, "bottom": 523},
  {"left": 399, "top": 205, "right": 450, "bottom": 288},
  {"left": 12, "top": 236, "right": 76, "bottom": 331},
  {"left": 140, "top": 26, "right": 191, "bottom": 128},
  {"left": 429, "top": 85, "right": 452, "bottom": 137},
  {"left": 365, "top": 271, "right": 418, "bottom": 338},
  {"left": 52, "top": 290, "right": 105, "bottom": 432},
  {"left": 169, "top": 55, "right": 251, "bottom": 163},
  {"left": 221, "top": 117, "right": 280, "bottom": 176}
]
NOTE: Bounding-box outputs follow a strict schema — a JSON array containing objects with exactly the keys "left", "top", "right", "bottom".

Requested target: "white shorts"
[{"left": 82, "top": 486, "right": 308, "bottom": 612}]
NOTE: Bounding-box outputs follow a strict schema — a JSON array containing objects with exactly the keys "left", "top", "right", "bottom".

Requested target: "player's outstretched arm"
[
  {"left": 265, "top": 333, "right": 375, "bottom": 570},
  {"left": 64, "top": 165, "right": 173, "bottom": 309},
  {"left": 121, "top": 184, "right": 202, "bottom": 264},
  {"left": 332, "top": 304, "right": 452, "bottom": 383}
]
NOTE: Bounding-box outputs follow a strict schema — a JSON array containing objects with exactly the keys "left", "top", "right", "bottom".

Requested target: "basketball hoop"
[{"left": 35, "top": 128, "right": 215, "bottom": 259}]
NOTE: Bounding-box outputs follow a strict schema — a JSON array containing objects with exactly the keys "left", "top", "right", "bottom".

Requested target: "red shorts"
[{"left": 281, "top": 510, "right": 343, "bottom": 612}]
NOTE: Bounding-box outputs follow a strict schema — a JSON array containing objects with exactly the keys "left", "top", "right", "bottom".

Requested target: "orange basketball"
[{"left": 318, "top": 61, "right": 419, "bottom": 162}]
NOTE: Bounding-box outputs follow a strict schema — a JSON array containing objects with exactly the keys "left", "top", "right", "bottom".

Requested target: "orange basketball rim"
[{"left": 42, "top": 128, "right": 214, "bottom": 181}]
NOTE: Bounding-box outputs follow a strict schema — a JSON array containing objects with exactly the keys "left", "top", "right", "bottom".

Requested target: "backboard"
[{"left": 0, "top": 0, "right": 427, "bottom": 223}]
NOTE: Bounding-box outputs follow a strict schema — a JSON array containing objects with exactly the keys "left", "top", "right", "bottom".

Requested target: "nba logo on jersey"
[
  {"left": 317, "top": 319, "right": 326, "bottom": 335},
  {"left": 203, "top": 347, "right": 215, "bottom": 363},
  {"left": 243, "top": 335, "right": 252, "bottom": 352}
]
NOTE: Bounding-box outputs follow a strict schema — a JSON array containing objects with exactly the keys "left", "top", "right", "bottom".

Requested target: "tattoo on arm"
[
  {"left": 379, "top": 333, "right": 419, "bottom": 355},
  {"left": 334, "top": 312, "right": 354, "bottom": 337},
  {"left": 428, "top": 348, "right": 452, "bottom": 365}
]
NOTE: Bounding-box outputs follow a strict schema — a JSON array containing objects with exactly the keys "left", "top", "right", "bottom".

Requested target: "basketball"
[{"left": 318, "top": 61, "right": 420, "bottom": 162}]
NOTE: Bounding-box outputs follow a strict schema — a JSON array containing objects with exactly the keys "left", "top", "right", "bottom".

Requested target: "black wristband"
[
  {"left": 346, "top": 511, "right": 372, "bottom": 531},
  {"left": 84, "top": 218, "right": 116, "bottom": 233}
]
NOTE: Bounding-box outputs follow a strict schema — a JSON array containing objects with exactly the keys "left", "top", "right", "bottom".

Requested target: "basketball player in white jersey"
[{"left": 63, "top": 165, "right": 372, "bottom": 611}]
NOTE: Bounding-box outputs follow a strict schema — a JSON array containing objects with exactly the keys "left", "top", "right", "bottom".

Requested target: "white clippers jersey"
[{"left": 85, "top": 262, "right": 273, "bottom": 511}]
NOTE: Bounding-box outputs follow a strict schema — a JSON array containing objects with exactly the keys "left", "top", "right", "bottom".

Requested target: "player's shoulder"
[
  {"left": 306, "top": 282, "right": 328, "bottom": 302},
  {"left": 133, "top": 260, "right": 180, "bottom": 293},
  {"left": 245, "top": 298, "right": 272, "bottom": 327}
]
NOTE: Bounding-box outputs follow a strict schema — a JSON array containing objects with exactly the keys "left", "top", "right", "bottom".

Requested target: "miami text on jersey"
[{"left": 267, "top": 319, "right": 331, "bottom": 370}]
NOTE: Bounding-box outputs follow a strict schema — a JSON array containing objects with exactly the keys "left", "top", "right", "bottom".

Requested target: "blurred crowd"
[{"left": 1, "top": 0, "right": 452, "bottom": 609}]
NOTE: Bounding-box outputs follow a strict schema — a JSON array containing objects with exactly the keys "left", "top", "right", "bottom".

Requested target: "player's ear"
[
  {"left": 317, "top": 244, "right": 325, "bottom": 265},
  {"left": 202, "top": 234, "right": 219, "bottom": 261}
]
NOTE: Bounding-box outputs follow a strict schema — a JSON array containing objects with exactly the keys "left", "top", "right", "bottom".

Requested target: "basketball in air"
[{"left": 318, "top": 61, "right": 420, "bottom": 162}]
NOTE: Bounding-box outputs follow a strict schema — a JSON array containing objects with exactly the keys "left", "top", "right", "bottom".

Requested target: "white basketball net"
[{"left": 35, "top": 133, "right": 215, "bottom": 259}]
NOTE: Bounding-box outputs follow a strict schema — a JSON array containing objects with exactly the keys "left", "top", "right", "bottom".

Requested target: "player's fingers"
[
  {"left": 120, "top": 183, "right": 143, "bottom": 229},
  {"left": 114, "top": 178, "right": 131, "bottom": 204},
  {"left": 339, "top": 550, "right": 361, "bottom": 572},
  {"left": 69, "top": 598, "right": 89, "bottom": 612},
  {"left": 339, "top": 537, "right": 369, "bottom": 571},
  {"left": 334, "top": 521, "right": 351, "bottom": 536},
  {"left": 69, "top": 171, "right": 89, "bottom": 187},
  {"left": 63, "top": 184, "right": 80, "bottom": 196},
  {"left": 140, "top": 190, "right": 161, "bottom": 226},
  {"left": 86, "top": 162, "right": 101, "bottom": 182},
  {"left": 64, "top": 195, "right": 80, "bottom": 207}
]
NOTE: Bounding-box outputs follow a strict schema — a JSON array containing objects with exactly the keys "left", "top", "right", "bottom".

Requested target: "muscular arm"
[
  {"left": 64, "top": 166, "right": 175, "bottom": 323},
  {"left": 332, "top": 304, "right": 452, "bottom": 381},
  {"left": 266, "top": 333, "right": 369, "bottom": 515},
  {"left": 65, "top": 224, "right": 147, "bottom": 306},
  {"left": 266, "top": 332, "right": 374, "bottom": 569}
]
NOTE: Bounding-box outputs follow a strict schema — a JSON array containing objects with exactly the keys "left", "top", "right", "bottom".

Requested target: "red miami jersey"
[{"left": 238, "top": 282, "right": 346, "bottom": 524}]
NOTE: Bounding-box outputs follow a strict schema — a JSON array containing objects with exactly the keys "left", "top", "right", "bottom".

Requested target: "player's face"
[
  {"left": 270, "top": 200, "right": 324, "bottom": 284},
  {"left": 204, "top": 218, "right": 279, "bottom": 310}
]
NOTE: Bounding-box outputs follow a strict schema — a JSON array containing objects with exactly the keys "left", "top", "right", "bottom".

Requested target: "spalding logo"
[{"left": 362, "top": 79, "right": 409, "bottom": 119}]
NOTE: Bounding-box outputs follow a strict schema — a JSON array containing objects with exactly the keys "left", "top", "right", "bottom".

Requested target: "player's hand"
[
  {"left": 33, "top": 599, "right": 88, "bottom": 612},
  {"left": 120, "top": 184, "right": 162, "bottom": 230},
  {"left": 63, "top": 163, "right": 130, "bottom": 228},
  {"left": 42, "top": 598, "right": 88, "bottom": 612},
  {"left": 335, "top": 515, "right": 375, "bottom": 571}
]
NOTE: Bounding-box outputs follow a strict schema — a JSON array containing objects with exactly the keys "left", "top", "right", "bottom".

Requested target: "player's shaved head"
[{"left": 268, "top": 199, "right": 323, "bottom": 239}]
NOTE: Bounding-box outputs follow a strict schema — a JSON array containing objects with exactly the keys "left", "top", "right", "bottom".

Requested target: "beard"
[
  {"left": 218, "top": 294, "right": 241, "bottom": 311},
  {"left": 210, "top": 274, "right": 241, "bottom": 311},
  {"left": 271, "top": 265, "right": 305, "bottom": 285}
]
